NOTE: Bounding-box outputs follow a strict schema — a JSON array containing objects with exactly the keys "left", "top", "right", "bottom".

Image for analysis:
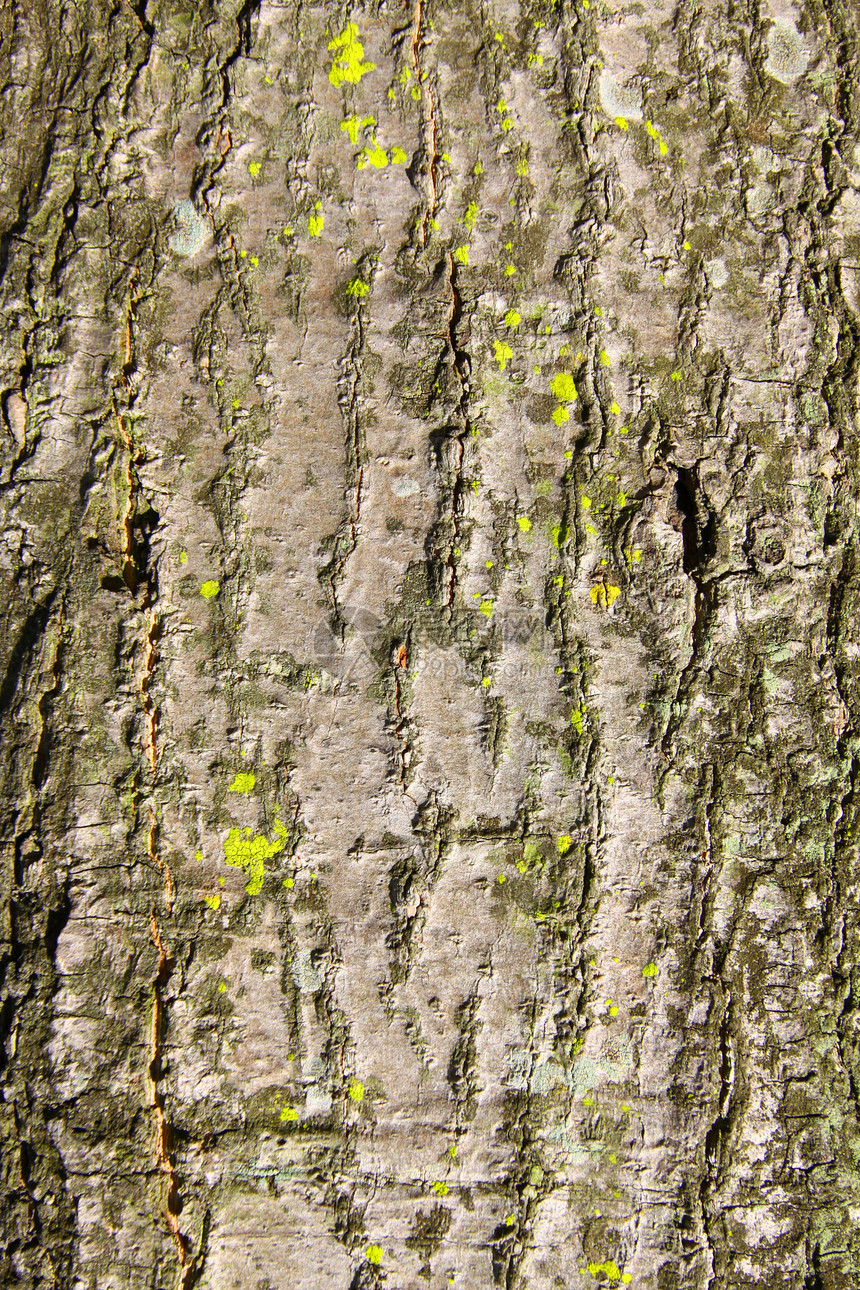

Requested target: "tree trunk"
[{"left": 2, "top": 1, "right": 860, "bottom": 1287}]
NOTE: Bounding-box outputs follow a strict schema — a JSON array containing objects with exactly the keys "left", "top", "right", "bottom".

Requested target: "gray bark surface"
[{"left": 1, "top": 1, "right": 859, "bottom": 1287}]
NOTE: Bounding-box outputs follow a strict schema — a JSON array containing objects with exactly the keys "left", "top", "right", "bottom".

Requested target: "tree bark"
[{"left": 1, "top": 1, "right": 860, "bottom": 1287}]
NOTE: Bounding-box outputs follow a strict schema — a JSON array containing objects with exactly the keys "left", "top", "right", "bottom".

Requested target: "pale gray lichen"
[
  {"left": 598, "top": 70, "right": 643, "bottom": 123},
  {"left": 169, "top": 199, "right": 209, "bottom": 256},
  {"left": 764, "top": 19, "right": 809, "bottom": 85},
  {"left": 704, "top": 257, "right": 729, "bottom": 289}
]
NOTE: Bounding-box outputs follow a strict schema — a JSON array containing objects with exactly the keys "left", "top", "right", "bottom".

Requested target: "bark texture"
[{"left": 1, "top": 0, "right": 860, "bottom": 1287}]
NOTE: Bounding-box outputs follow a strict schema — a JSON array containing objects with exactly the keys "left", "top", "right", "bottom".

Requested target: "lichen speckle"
[
  {"left": 328, "top": 23, "right": 376, "bottom": 88},
  {"left": 223, "top": 818, "right": 289, "bottom": 895},
  {"left": 228, "top": 772, "right": 256, "bottom": 794}
]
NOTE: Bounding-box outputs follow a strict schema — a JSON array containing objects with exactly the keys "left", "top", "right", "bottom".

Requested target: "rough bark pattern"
[{"left": 1, "top": 0, "right": 860, "bottom": 1287}]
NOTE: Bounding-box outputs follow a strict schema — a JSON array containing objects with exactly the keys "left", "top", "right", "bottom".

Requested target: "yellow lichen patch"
[
  {"left": 390, "top": 145, "right": 408, "bottom": 164},
  {"left": 179, "top": 550, "right": 188, "bottom": 564},
  {"left": 609, "top": 401, "right": 621, "bottom": 415},
  {"left": 340, "top": 113, "right": 375, "bottom": 145},
  {"left": 581, "top": 494, "right": 591, "bottom": 510},
  {"left": 365, "top": 1246, "right": 383, "bottom": 1266},
  {"left": 454, "top": 245, "right": 469, "bottom": 265},
  {"left": 570, "top": 706, "right": 585, "bottom": 735},
  {"left": 587, "top": 1261, "right": 622, "bottom": 1283},
  {"left": 328, "top": 23, "right": 375, "bottom": 88},
  {"left": 552, "top": 405, "right": 569, "bottom": 426},
  {"left": 348, "top": 1079, "right": 364, "bottom": 1103},
  {"left": 357, "top": 140, "right": 389, "bottom": 169},
  {"left": 431, "top": 1180, "right": 450, "bottom": 1196},
  {"left": 515, "top": 155, "right": 529, "bottom": 177},
  {"left": 642, "top": 962, "right": 658, "bottom": 977},
  {"left": 203, "top": 893, "right": 221, "bottom": 911},
  {"left": 464, "top": 200, "right": 479, "bottom": 229},
  {"left": 551, "top": 524, "right": 568, "bottom": 548},
  {"left": 590, "top": 584, "right": 621, "bottom": 608},
  {"left": 504, "top": 309, "right": 521, "bottom": 328},
  {"left": 670, "top": 369, "right": 682, "bottom": 381},
  {"left": 517, "top": 516, "right": 531, "bottom": 532},
  {"left": 308, "top": 203, "right": 324, "bottom": 237},
  {"left": 599, "top": 349, "right": 611, "bottom": 367},
  {"left": 248, "top": 160, "right": 261, "bottom": 177},
  {"left": 223, "top": 817, "right": 289, "bottom": 895},
  {"left": 528, "top": 52, "right": 543, "bottom": 67},
  {"left": 494, "top": 340, "right": 513, "bottom": 371},
  {"left": 200, "top": 580, "right": 220, "bottom": 598},
  {"left": 279, "top": 1105, "right": 299, "bottom": 1122},
  {"left": 645, "top": 119, "right": 669, "bottom": 155},
  {"left": 614, "top": 115, "right": 628, "bottom": 130},
  {"left": 229, "top": 772, "right": 255, "bottom": 794},
  {"left": 504, "top": 263, "right": 517, "bottom": 276},
  {"left": 550, "top": 372, "right": 577, "bottom": 402},
  {"left": 557, "top": 835, "right": 573, "bottom": 854},
  {"left": 479, "top": 599, "right": 493, "bottom": 618},
  {"left": 346, "top": 278, "right": 369, "bottom": 297}
]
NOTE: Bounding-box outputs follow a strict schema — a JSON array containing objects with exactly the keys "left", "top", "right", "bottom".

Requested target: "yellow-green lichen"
[
  {"left": 200, "top": 580, "right": 220, "bottom": 599},
  {"left": 308, "top": 203, "right": 324, "bottom": 237},
  {"left": 550, "top": 372, "right": 577, "bottom": 402},
  {"left": 365, "top": 1245, "right": 383, "bottom": 1265},
  {"left": 248, "top": 160, "right": 261, "bottom": 177},
  {"left": 642, "top": 962, "right": 658, "bottom": 977},
  {"left": 279, "top": 1105, "right": 299, "bottom": 1122},
  {"left": 223, "top": 818, "right": 289, "bottom": 895},
  {"left": 590, "top": 584, "right": 621, "bottom": 608},
  {"left": 516, "top": 516, "right": 531, "bottom": 532},
  {"left": 494, "top": 340, "right": 513, "bottom": 371},
  {"left": 504, "top": 309, "right": 521, "bottom": 328},
  {"left": 431, "top": 1180, "right": 450, "bottom": 1196},
  {"left": 346, "top": 278, "right": 369, "bottom": 297},
  {"left": 340, "top": 113, "right": 375, "bottom": 144},
  {"left": 464, "top": 200, "right": 479, "bottom": 229},
  {"left": 454, "top": 245, "right": 469, "bottom": 266},
  {"left": 552, "top": 406, "right": 569, "bottom": 425},
  {"left": 645, "top": 119, "right": 669, "bottom": 154},
  {"left": 229, "top": 772, "right": 256, "bottom": 794},
  {"left": 557, "top": 834, "right": 573, "bottom": 854},
  {"left": 390, "top": 145, "right": 408, "bottom": 164},
  {"left": 328, "top": 23, "right": 375, "bottom": 88},
  {"left": 203, "top": 893, "right": 221, "bottom": 911},
  {"left": 586, "top": 1261, "right": 628, "bottom": 1283},
  {"left": 357, "top": 140, "right": 388, "bottom": 169},
  {"left": 348, "top": 1079, "right": 364, "bottom": 1103}
]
